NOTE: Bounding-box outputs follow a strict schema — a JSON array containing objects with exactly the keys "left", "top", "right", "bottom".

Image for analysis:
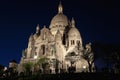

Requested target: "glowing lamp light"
[
  {"left": 34, "top": 55, "right": 37, "bottom": 59},
  {"left": 83, "top": 66, "right": 86, "bottom": 69},
  {"left": 4, "top": 67, "right": 7, "bottom": 71}
]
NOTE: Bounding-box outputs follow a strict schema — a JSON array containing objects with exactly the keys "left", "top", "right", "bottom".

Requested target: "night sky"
[{"left": 0, "top": 0, "right": 119, "bottom": 67}]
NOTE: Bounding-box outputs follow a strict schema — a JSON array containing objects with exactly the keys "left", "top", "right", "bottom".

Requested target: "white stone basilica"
[{"left": 18, "top": 2, "right": 93, "bottom": 73}]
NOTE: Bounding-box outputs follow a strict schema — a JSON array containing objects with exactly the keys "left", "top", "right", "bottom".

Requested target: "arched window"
[
  {"left": 73, "top": 40, "right": 75, "bottom": 45},
  {"left": 59, "top": 25, "right": 62, "bottom": 28},
  {"left": 71, "top": 40, "right": 72, "bottom": 45},
  {"left": 41, "top": 45, "right": 45, "bottom": 55},
  {"left": 35, "top": 47, "right": 37, "bottom": 50},
  {"left": 71, "top": 40, "right": 75, "bottom": 45},
  {"left": 52, "top": 50, "right": 54, "bottom": 55},
  {"left": 56, "top": 25, "right": 58, "bottom": 27},
  {"left": 77, "top": 40, "right": 80, "bottom": 46},
  {"left": 35, "top": 52, "right": 37, "bottom": 55}
]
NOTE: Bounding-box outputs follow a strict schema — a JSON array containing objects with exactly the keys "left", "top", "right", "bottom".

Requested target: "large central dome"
[
  {"left": 50, "top": 13, "right": 68, "bottom": 28},
  {"left": 49, "top": 2, "right": 68, "bottom": 36}
]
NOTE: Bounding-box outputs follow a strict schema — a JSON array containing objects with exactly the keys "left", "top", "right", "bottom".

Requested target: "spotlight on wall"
[
  {"left": 34, "top": 55, "right": 37, "bottom": 59},
  {"left": 83, "top": 66, "right": 86, "bottom": 69}
]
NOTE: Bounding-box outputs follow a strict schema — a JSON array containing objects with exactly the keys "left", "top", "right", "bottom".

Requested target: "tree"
[
  {"left": 0, "top": 64, "right": 4, "bottom": 77},
  {"left": 111, "top": 52, "right": 120, "bottom": 73},
  {"left": 82, "top": 43, "right": 94, "bottom": 72},
  {"left": 36, "top": 57, "right": 50, "bottom": 73},
  {"left": 22, "top": 62, "right": 33, "bottom": 75}
]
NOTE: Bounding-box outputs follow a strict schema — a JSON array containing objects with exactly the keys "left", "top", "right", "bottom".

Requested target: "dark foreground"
[{"left": 1, "top": 73, "right": 120, "bottom": 80}]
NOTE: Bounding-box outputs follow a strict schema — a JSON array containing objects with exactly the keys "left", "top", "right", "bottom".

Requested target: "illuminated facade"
[{"left": 18, "top": 2, "right": 94, "bottom": 73}]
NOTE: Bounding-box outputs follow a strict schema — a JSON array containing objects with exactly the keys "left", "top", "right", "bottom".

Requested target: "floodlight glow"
[
  {"left": 83, "top": 66, "right": 86, "bottom": 69},
  {"left": 34, "top": 55, "right": 37, "bottom": 59}
]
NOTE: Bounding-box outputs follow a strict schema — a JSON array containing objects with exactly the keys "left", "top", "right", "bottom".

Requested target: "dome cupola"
[
  {"left": 58, "top": 1, "right": 63, "bottom": 14},
  {"left": 36, "top": 24, "right": 40, "bottom": 34}
]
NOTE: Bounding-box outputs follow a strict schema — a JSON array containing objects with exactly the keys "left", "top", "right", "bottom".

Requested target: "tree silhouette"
[
  {"left": 82, "top": 43, "right": 94, "bottom": 72},
  {"left": 111, "top": 52, "right": 120, "bottom": 73},
  {"left": 0, "top": 64, "right": 4, "bottom": 77}
]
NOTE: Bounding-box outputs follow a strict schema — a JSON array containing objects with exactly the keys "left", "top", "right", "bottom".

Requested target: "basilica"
[{"left": 18, "top": 2, "right": 94, "bottom": 73}]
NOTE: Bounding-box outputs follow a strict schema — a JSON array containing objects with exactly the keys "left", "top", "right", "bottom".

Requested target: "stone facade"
[{"left": 18, "top": 2, "right": 94, "bottom": 73}]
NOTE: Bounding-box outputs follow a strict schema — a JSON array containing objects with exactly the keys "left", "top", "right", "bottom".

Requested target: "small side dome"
[
  {"left": 68, "top": 18, "right": 81, "bottom": 39},
  {"left": 68, "top": 27, "right": 81, "bottom": 39}
]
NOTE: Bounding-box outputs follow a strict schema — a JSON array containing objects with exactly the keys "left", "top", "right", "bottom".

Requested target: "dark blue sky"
[{"left": 0, "top": 0, "right": 119, "bottom": 67}]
